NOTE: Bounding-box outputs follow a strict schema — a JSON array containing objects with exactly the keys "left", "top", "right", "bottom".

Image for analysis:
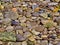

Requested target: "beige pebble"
[
  {"left": 31, "top": 29, "right": 40, "bottom": 35},
  {"left": 19, "top": 16, "right": 26, "bottom": 23},
  {"left": 22, "top": 41, "right": 27, "bottom": 45},
  {"left": 16, "top": 30, "right": 23, "bottom": 35},
  {"left": 28, "top": 36, "right": 35, "bottom": 41}
]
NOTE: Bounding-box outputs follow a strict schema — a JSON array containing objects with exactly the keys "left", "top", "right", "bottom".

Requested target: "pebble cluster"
[{"left": 0, "top": 0, "right": 60, "bottom": 45}]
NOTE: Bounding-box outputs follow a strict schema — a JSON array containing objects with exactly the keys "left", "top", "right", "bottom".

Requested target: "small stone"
[
  {"left": 16, "top": 30, "right": 23, "bottom": 35},
  {"left": 16, "top": 34, "right": 26, "bottom": 41},
  {"left": 41, "top": 35, "right": 48, "bottom": 39},
  {"left": 22, "top": 41, "right": 27, "bottom": 45},
  {"left": 40, "top": 13, "right": 48, "bottom": 18},
  {"left": 41, "top": 40, "right": 48, "bottom": 45},
  {"left": 35, "top": 25, "right": 44, "bottom": 32},
  {"left": 28, "top": 36, "right": 35, "bottom": 41},
  {"left": 5, "top": 11, "right": 18, "bottom": 20},
  {"left": 31, "top": 17, "right": 37, "bottom": 20},
  {"left": 3, "top": 18, "right": 11, "bottom": 25},
  {"left": 30, "top": 21, "right": 37, "bottom": 28},
  {"left": 31, "top": 29, "right": 40, "bottom": 35},
  {"left": 11, "top": 20, "right": 19, "bottom": 26},
  {"left": 24, "top": 31, "right": 32, "bottom": 38},
  {"left": 15, "top": 26, "right": 22, "bottom": 30},
  {"left": 34, "top": 7, "right": 40, "bottom": 12},
  {"left": 20, "top": 23, "right": 27, "bottom": 27},
  {"left": 32, "top": 12, "right": 40, "bottom": 17},
  {"left": 27, "top": 40, "right": 34, "bottom": 45},
  {"left": 6, "top": 26, "right": 14, "bottom": 32},
  {"left": 19, "top": 16, "right": 26, "bottom": 23}
]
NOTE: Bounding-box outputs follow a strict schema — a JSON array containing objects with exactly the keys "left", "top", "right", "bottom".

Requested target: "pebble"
[
  {"left": 11, "top": 20, "right": 19, "bottom": 26},
  {"left": 28, "top": 36, "right": 35, "bottom": 41},
  {"left": 16, "top": 34, "right": 26, "bottom": 41},
  {"left": 35, "top": 25, "right": 44, "bottom": 32},
  {"left": 19, "top": 16, "right": 26, "bottom": 23},
  {"left": 23, "top": 31, "right": 32, "bottom": 38},
  {"left": 22, "top": 41, "right": 27, "bottom": 45},
  {"left": 31, "top": 29, "right": 40, "bottom": 35},
  {"left": 16, "top": 30, "right": 23, "bottom": 35},
  {"left": 6, "top": 26, "right": 14, "bottom": 32},
  {"left": 40, "top": 13, "right": 48, "bottom": 18}
]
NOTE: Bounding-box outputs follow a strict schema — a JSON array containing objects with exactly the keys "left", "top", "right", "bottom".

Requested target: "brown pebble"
[{"left": 35, "top": 25, "right": 44, "bottom": 32}]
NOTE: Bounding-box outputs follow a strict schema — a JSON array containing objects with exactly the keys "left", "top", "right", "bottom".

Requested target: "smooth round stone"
[
  {"left": 6, "top": 26, "right": 14, "bottom": 32},
  {"left": 16, "top": 34, "right": 26, "bottom": 42}
]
